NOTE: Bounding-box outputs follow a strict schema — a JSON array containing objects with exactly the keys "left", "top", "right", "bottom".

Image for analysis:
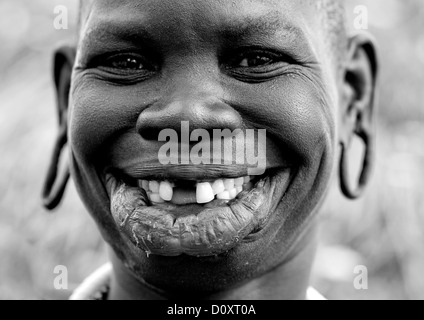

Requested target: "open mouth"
[
  {"left": 137, "top": 176, "right": 253, "bottom": 205},
  {"left": 105, "top": 167, "right": 292, "bottom": 257}
]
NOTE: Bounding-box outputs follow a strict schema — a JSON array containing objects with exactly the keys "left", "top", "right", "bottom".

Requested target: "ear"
[
  {"left": 54, "top": 45, "right": 75, "bottom": 124},
  {"left": 42, "top": 46, "right": 76, "bottom": 210},
  {"left": 339, "top": 32, "right": 379, "bottom": 199}
]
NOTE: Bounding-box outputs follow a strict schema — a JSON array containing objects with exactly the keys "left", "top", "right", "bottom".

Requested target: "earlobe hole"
[
  {"left": 50, "top": 144, "right": 70, "bottom": 197},
  {"left": 343, "top": 135, "right": 365, "bottom": 192}
]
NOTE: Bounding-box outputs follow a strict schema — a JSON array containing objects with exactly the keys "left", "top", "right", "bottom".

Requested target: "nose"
[{"left": 137, "top": 87, "right": 243, "bottom": 141}]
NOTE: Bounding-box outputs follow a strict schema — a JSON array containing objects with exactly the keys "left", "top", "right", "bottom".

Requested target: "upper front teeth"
[
  {"left": 138, "top": 176, "right": 253, "bottom": 205},
  {"left": 149, "top": 181, "right": 160, "bottom": 193},
  {"left": 159, "top": 181, "right": 173, "bottom": 201},
  {"left": 234, "top": 177, "right": 244, "bottom": 186},
  {"left": 196, "top": 182, "right": 215, "bottom": 204},
  {"left": 223, "top": 178, "right": 235, "bottom": 190},
  {"left": 211, "top": 179, "right": 225, "bottom": 195},
  {"left": 141, "top": 180, "right": 149, "bottom": 190}
]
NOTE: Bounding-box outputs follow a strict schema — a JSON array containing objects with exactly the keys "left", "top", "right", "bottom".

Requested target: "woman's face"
[{"left": 67, "top": 0, "right": 345, "bottom": 290}]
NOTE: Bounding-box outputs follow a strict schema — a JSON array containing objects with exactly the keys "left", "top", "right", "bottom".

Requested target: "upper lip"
[{"left": 107, "top": 164, "right": 283, "bottom": 182}]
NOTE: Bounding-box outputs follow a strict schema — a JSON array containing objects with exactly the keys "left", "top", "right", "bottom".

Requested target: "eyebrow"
[
  {"left": 79, "top": 20, "right": 159, "bottom": 53},
  {"left": 218, "top": 11, "right": 306, "bottom": 43}
]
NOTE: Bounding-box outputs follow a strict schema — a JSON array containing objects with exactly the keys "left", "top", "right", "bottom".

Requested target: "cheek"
[
  {"left": 228, "top": 75, "right": 336, "bottom": 165},
  {"left": 68, "top": 79, "right": 152, "bottom": 162}
]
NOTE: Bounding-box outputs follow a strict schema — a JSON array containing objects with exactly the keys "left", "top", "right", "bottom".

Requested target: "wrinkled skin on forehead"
[{"left": 53, "top": 0, "right": 377, "bottom": 297}]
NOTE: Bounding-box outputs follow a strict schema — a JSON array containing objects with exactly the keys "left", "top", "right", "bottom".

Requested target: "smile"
[
  {"left": 139, "top": 177, "right": 253, "bottom": 205},
  {"left": 105, "top": 167, "right": 292, "bottom": 257}
]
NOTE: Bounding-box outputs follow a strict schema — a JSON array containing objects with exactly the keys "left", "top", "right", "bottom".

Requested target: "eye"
[
  {"left": 226, "top": 49, "right": 287, "bottom": 70},
  {"left": 109, "top": 56, "right": 146, "bottom": 70},
  {"left": 97, "top": 53, "right": 157, "bottom": 73},
  {"left": 91, "top": 53, "right": 159, "bottom": 82},
  {"left": 222, "top": 48, "right": 294, "bottom": 81},
  {"left": 237, "top": 54, "right": 275, "bottom": 68}
]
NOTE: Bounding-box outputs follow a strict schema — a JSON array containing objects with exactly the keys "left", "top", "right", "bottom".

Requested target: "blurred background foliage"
[{"left": 0, "top": 0, "right": 423, "bottom": 300}]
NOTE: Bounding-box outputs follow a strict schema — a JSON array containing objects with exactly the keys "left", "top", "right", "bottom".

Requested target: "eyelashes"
[
  {"left": 221, "top": 48, "right": 297, "bottom": 81},
  {"left": 224, "top": 48, "right": 295, "bottom": 69},
  {"left": 93, "top": 53, "right": 158, "bottom": 74},
  {"left": 106, "top": 56, "right": 147, "bottom": 70}
]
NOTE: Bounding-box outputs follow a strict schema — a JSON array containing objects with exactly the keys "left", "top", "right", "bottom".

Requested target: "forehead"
[
  {"left": 79, "top": 0, "right": 323, "bottom": 46},
  {"left": 82, "top": 0, "right": 316, "bottom": 19}
]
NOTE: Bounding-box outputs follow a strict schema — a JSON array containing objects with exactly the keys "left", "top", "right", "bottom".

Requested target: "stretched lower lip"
[{"left": 106, "top": 170, "right": 291, "bottom": 257}]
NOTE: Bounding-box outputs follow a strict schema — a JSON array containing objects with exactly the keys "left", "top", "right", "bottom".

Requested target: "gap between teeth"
[{"left": 138, "top": 177, "right": 253, "bottom": 204}]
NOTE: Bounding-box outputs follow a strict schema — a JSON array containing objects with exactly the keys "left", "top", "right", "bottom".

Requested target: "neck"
[{"left": 108, "top": 227, "right": 317, "bottom": 300}]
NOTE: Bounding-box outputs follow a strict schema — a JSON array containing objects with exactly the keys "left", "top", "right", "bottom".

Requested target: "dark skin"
[{"left": 52, "top": 0, "right": 377, "bottom": 299}]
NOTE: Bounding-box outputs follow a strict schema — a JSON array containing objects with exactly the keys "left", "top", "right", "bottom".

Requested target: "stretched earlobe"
[
  {"left": 339, "top": 33, "right": 379, "bottom": 199},
  {"left": 42, "top": 124, "right": 70, "bottom": 210},
  {"left": 42, "top": 45, "right": 75, "bottom": 210},
  {"left": 339, "top": 131, "right": 374, "bottom": 199}
]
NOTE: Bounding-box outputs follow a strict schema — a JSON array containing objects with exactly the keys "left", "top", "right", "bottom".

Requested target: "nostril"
[
  {"left": 138, "top": 120, "right": 162, "bottom": 141},
  {"left": 137, "top": 111, "right": 174, "bottom": 141},
  {"left": 140, "top": 127, "right": 160, "bottom": 141}
]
